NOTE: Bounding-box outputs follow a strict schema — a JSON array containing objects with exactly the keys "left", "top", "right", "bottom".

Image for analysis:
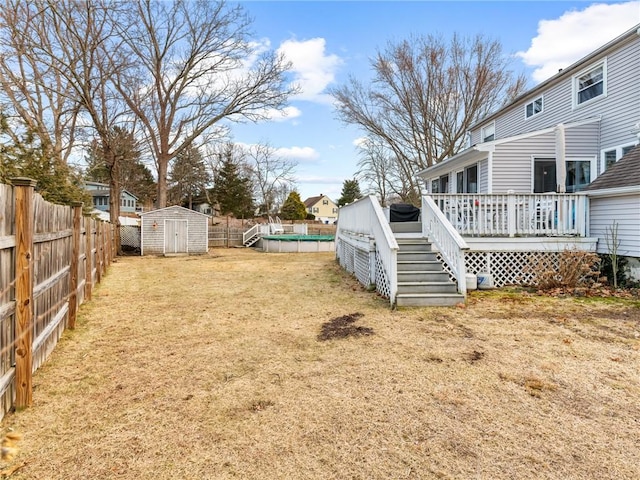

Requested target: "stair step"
[
  {"left": 397, "top": 282, "right": 459, "bottom": 294},
  {"left": 397, "top": 260, "right": 443, "bottom": 272},
  {"left": 397, "top": 271, "right": 451, "bottom": 283},
  {"left": 396, "top": 293, "right": 465, "bottom": 307},
  {"left": 396, "top": 240, "right": 432, "bottom": 252},
  {"left": 390, "top": 221, "right": 422, "bottom": 233},
  {"left": 397, "top": 251, "right": 438, "bottom": 262}
]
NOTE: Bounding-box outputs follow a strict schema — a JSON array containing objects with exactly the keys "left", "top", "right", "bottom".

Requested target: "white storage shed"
[{"left": 140, "top": 206, "right": 209, "bottom": 255}]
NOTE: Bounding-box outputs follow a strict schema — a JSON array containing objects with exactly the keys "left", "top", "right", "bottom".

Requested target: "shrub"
[
  {"left": 535, "top": 249, "right": 600, "bottom": 290},
  {"left": 599, "top": 254, "right": 628, "bottom": 287}
]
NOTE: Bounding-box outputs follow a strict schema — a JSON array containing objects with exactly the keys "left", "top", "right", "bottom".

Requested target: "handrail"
[
  {"left": 336, "top": 195, "right": 399, "bottom": 305},
  {"left": 429, "top": 193, "right": 587, "bottom": 237},
  {"left": 242, "top": 223, "right": 260, "bottom": 244},
  {"left": 422, "top": 195, "right": 469, "bottom": 296}
]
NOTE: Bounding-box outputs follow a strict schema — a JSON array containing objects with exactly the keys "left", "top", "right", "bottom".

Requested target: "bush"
[
  {"left": 535, "top": 249, "right": 600, "bottom": 291},
  {"left": 599, "top": 254, "right": 628, "bottom": 287}
]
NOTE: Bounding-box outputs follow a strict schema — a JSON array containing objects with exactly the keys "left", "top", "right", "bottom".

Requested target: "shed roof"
[
  {"left": 140, "top": 205, "right": 210, "bottom": 217},
  {"left": 585, "top": 144, "right": 640, "bottom": 191}
]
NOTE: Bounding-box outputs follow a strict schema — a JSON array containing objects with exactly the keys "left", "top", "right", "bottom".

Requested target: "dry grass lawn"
[{"left": 1, "top": 248, "right": 639, "bottom": 479}]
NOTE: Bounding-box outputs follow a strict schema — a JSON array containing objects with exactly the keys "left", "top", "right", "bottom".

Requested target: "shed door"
[{"left": 164, "top": 220, "right": 188, "bottom": 253}]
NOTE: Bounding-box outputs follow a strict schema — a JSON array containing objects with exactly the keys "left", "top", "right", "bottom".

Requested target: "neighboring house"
[
  {"left": 85, "top": 181, "right": 139, "bottom": 214},
  {"left": 584, "top": 144, "right": 640, "bottom": 279},
  {"left": 418, "top": 24, "right": 639, "bottom": 195},
  {"left": 304, "top": 194, "right": 338, "bottom": 223}
]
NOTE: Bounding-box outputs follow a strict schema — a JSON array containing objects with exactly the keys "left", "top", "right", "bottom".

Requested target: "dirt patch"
[{"left": 317, "top": 312, "right": 374, "bottom": 341}]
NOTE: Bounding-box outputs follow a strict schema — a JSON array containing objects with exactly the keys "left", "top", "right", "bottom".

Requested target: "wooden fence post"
[
  {"left": 68, "top": 203, "right": 82, "bottom": 329},
  {"left": 84, "top": 216, "right": 93, "bottom": 300},
  {"left": 11, "top": 177, "right": 36, "bottom": 409},
  {"left": 95, "top": 221, "right": 102, "bottom": 284}
]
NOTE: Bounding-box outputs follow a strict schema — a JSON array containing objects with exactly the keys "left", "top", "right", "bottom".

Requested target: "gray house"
[
  {"left": 585, "top": 145, "right": 640, "bottom": 279},
  {"left": 336, "top": 25, "right": 640, "bottom": 307},
  {"left": 85, "top": 181, "right": 139, "bottom": 214},
  {"left": 418, "top": 24, "right": 639, "bottom": 195},
  {"left": 140, "top": 206, "right": 209, "bottom": 256}
]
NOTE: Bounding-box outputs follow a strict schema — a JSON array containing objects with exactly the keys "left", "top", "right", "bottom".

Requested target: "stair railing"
[
  {"left": 336, "top": 195, "right": 399, "bottom": 306},
  {"left": 242, "top": 224, "right": 260, "bottom": 245},
  {"left": 422, "top": 194, "right": 469, "bottom": 296}
]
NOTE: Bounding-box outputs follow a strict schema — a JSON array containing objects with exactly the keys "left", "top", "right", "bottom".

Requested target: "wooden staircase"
[{"left": 391, "top": 222, "right": 465, "bottom": 307}]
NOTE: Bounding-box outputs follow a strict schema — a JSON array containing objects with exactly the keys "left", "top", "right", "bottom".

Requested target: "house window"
[
  {"left": 322, "top": 199, "right": 328, "bottom": 205},
  {"left": 481, "top": 123, "right": 495, "bottom": 142},
  {"left": 456, "top": 171, "right": 464, "bottom": 193},
  {"left": 332, "top": 208, "right": 337, "bottom": 213},
  {"left": 601, "top": 142, "right": 638, "bottom": 171},
  {"left": 533, "top": 159, "right": 556, "bottom": 193},
  {"left": 431, "top": 179, "right": 439, "bottom": 193},
  {"left": 465, "top": 165, "right": 478, "bottom": 193},
  {"left": 574, "top": 61, "right": 606, "bottom": 106},
  {"left": 525, "top": 96, "right": 543, "bottom": 118},
  {"left": 439, "top": 174, "right": 449, "bottom": 194},
  {"left": 313, "top": 207, "right": 319, "bottom": 213},
  {"left": 566, "top": 160, "right": 592, "bottom": 192}
]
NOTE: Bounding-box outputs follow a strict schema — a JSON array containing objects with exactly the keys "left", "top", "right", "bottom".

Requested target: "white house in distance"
[{"left": 336, "top": 25, "right": 640, "bottom": 307}]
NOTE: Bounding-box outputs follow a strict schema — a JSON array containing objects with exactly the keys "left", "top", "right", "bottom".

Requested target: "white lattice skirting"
[
  {"left": 437, "top": 250, "right": 560, "bottom": 287},
  {"left": 338, "top": 237, "right": 560, "bottom": 293}
]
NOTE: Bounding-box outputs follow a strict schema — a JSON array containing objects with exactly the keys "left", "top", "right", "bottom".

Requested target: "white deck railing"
[
  {"left": 429, "top": 193, "right": 587, "bottom": 237},
  {"left": 337, "top": 195, "right": 399, "bottom": 305},
  {"left": 422, "top": 195, "right": 470, "bottom": 295}
]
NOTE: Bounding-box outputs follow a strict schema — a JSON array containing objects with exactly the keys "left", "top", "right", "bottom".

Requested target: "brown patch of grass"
[
  {"left": 317, "top": 312, "right": 374, "bottom": 341},
  {"left": 1, "top": 249, "right": 639, "bottom": 480}
]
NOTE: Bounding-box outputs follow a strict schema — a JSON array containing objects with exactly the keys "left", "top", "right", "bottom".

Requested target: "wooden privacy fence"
[{"left": 0, "top": 179, "right": 115, "bottom": 419}]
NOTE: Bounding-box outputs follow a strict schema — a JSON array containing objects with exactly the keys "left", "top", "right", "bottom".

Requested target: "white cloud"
[
  {"left": 277, "top": 37, "right": 343, "bottom": 104},
  {"left": 260, "top": 106, "right": 303, "bottom": 122},
  {"left": 275, "top": 146, "right": 320, "bottom": 162},
  {"left": 517, "top": 1, "right": 640, "bottom": 83},
  {"left": 295, "top": 175, "right": 344, "bottom": 184}
]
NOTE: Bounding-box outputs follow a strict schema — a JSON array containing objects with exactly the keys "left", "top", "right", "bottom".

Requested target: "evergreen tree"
[
  {"left": 169, "top": 146, "right": 210, "bottom": 209},
  {"left": 337, "top": 178, "right": 362, "bottom": 206},
  {"left": 0, "top": 115, "right": 91, "bottom": 208},
  {"left": 280, "top": 191, "right": 307, "bottom": 220},
  {"left": 84, "top": 127, "right": 156, "bottom": 206},
  {"left": 212, "top": 154, "right": 254, "bottom": 218}
]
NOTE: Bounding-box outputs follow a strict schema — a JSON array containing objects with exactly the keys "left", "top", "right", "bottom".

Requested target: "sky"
[{"left": 228, "top": 0, "right": 640, "bottom": 203}]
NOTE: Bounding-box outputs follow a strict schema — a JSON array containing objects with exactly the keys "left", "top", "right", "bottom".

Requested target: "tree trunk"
[
  {"left": 105, "top": 146, "right": 122, "bottom": 254},
  {"left": 157, "top": 152, "right": 169, "bottom": 208}
]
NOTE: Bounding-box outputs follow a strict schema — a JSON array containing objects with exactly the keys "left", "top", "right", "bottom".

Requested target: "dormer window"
[
  {"left": 481, "top": 123, "right": 495, "bottom": 142},
  {"left": 525, "top": 96, "right": 543, "bottom": 118},
  {"left": 574, "top": 60, "right": 606, "bottom": 106}
]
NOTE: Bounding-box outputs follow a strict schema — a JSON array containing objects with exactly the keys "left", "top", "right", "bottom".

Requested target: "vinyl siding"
[
  {"left": 491, "top": 131, "right": 555, "bottom": 193},
  {"left": 141, "top": 206, "right": 208, "bottom": 255},
  {"left": 589, "top": 194, "right": 640, "bottom": 257},
  {"left": 470, "top": 36, "right": 639, "bottom": 151}
]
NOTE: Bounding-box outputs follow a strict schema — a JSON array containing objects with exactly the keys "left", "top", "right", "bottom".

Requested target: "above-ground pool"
[{"left": 258, "top": 234, "right": 335, "bottom": 253}]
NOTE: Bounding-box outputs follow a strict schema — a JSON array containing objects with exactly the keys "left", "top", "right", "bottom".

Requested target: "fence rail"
[{"left": 0, "top": 179, "right": 114, "bottom": 418}]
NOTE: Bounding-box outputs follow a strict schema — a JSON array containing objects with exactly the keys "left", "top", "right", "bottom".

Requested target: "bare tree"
[
  {"left": 355, "top": 138, "right": 399, "bottom": 206},
  {"left": 243, "top": 142, "right": 297, "bottom": 215},
  {"left": 0, "top": 0, "right": 81, "bottom": 167},
  {"left": 0, "top": 0, "right": 137, "bottom": 253},
  {"left": 111, "top": 0, "right": 297, "bottom": 208},
  {"left": 331, "top": 33, "right": 527, "bottom": 202}
]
